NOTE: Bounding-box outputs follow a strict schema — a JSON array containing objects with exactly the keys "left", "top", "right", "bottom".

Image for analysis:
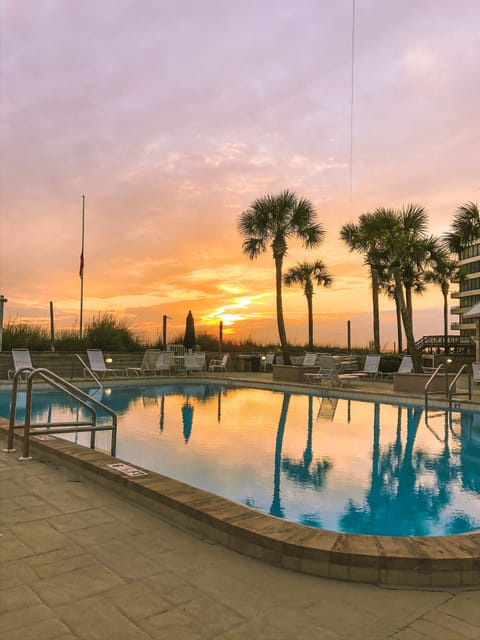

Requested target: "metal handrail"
[
  {"left": 424, "top": 364, "right": 448, "bottom": 416},
  {"left": 448, "top": 364, "right": 471, "bottom": 409},
  {"left": 4, "top": 367, "right": 117, "bottom": 460},
  {"left": 75, "top": 353, "right": 103, "bottom": 390}
]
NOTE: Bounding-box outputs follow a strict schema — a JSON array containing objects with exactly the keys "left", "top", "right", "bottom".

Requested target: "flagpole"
[{"left": 79, "top": 195, "right": 85, "bottom": 339}]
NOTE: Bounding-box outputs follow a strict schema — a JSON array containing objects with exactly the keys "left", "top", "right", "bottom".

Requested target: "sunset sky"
[{"left": 2, "top": 0, "right": 479, "bottom": 349}]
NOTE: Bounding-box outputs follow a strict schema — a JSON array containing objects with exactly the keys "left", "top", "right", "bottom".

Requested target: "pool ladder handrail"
[
  {"left": 4, "top": 367, "right": 117, "bottom": 460},
  {"left": 74, "top": 353, "right": 103, "bottom": 390},
  {"left": 424, "top": 363, "right": 472, "bottom": 419}
]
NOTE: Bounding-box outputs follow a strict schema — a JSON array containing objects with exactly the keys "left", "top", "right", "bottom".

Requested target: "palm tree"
[
  {"left": 424, "top": 245, "right": 460, "bottom": 354},
  {"left": 444, "top": 202, "right": 480, "bottom": 256},
  {"left": 374, "top": 204, "right": 433, "bottom": 372},
  {"left": 340, "top": 211, "right": 392, "bottom": 352},
  {"left": 283, "top": 260, "right": 333, "bottom": 350},
  {"left": 238, "top": 190, "right": 325, "bottom": 364}
]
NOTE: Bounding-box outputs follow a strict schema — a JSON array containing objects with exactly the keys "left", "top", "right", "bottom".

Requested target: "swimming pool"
[{"left": 3, "top": 381, "right": 480, "bottom": 537}]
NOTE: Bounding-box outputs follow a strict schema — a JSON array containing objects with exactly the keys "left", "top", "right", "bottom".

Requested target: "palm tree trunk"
[
  {"left": 393, "top": 268, "right": 422, "bottom": 371},
  {"left": 275, "top": 255, "right": 291, "bottom": 365},
  {"left": 371, "top": 267, "right": 380, "bottom": 352},
  {"left": 442, "top": 285, "right": 449, "bottom": 354},
  {"left": 307, "top": 293, "right": 314, "bottom": 351},
  {"left": 394, "top": 292, "right": 403, "bottom": 353},
  {"left": 405, "top": 284, "right": 413, "bottom": 329}
]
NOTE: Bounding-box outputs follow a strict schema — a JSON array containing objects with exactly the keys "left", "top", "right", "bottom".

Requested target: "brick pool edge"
[{"left": 2, "top": 424, "right": 478, "bottom": 588}]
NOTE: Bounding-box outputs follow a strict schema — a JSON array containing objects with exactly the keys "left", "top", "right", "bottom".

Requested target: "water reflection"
[{"left": 1, "top": 384, "right": 478, "bottom": 536}]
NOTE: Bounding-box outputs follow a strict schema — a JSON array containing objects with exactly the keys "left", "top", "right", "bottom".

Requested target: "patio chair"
[
  {"left": 184, "top": 353, "right": 203, "bottom": 375},
  {"left": 302, "top": 352, "right": 319, "bottom": 366},
  {"left": 208, "top": 353, "right": 229, "bottom": 372},
  {"left": 351, "top": 354, "right": 382, "bottom": 379},
  {"left": 383, "top": 355, "right": 414, "bottom": 380},
  {"left": 125, "top": 349, "right": 163, "bottom": 376},
  {"left": 8, "top": 348, "right": 34, "bottom": 380},
  {"left": 154, "top": 352, "right": 175, "bottom": 375},
  {"left": 304, "top": 354, "right": 360, "bottom": 387},
  {"left": 472, "top": 362, "right": 480, "bottom": 384},
  {"left": 85, "top": 349, "right": 124, "bottom": 377},
  {"left": 194, "top": 352, "right": 207, "bottom": 371}
]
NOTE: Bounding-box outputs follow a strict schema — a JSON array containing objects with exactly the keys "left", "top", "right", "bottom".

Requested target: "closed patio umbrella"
[{"left": 184, "top": 310, "right": 196, "bottom": 351}]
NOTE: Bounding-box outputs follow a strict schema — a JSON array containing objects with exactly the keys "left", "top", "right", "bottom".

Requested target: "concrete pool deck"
[{"left": 1, "top": 373, "right": 479, "bottom": 639}]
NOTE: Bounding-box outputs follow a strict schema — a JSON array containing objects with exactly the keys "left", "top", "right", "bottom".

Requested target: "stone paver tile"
[
  {"left": 138, "top": 595, "right": 244, "bottom": 640},
  {"left": 104, "top": 580, "right": 173, "bottom": 619},
  {"left": 88, "top": 539, "right": 166, "bottom": 579},
  {"left": 103, "top": 501, "right": 170, "bottom": 532},
  {"left": 10, "top": 520, "right": 69, "bottom": 553},
  {"left": 54, "top": 595, "right": 150, "bottom": 640},
  {"left": 0, "top": 583, "right": 42, "bottom": 611},
  {"left": 1, "top": 618, "right": 76, "bottom": 640},
  {"left": 1, "top": 501, "right": 62, "bottom": 525},
  {"left": 67, "top": 520, "right": 141, "bottom": 547},
  {"left": 124, "top": 528, "right": 178, "bottom": 556},
  {"left": 30, "top": 563, "right": 125, "bottom": 606},
  {"left": 0, "top": 560, "right": 38, "bottom": 590},
  {"left": 390, "top": 629, "right": 430, "bottom": 640},
  {"left": 421, "top": 611, "right": 480, "bottom": 639},
  {"left": 144, "top": 571, "right": 204, "bottom": 606},
  {"left": 49, "top": 507, "right": 115, "bottom": 533},
  {"left": 0, "top": 527, "right": 34, "bottom": 561},
  {"left": 28, "top": 551, "right": 100, "bottom": 579},
  {"left": 219, "top": 615, "right": 342, "bottom": 640},
  {"left": 0, "top": 602, "right": 56, "bottom": 634},
  {"left": 411, "top": 617, "right": 473, "bottom": 640},
  {"left": 436, "top": 592, "right": 480, "bottom": 628}
]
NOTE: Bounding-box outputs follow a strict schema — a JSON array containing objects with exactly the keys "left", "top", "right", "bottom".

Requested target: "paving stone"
[
  {"left": 49, "top": 507, "right": 115, "bottom": 533},
  {"left": 104, "top": 579, "right": 173, "bottom": 619},
  {"left": 0, "top": 617, "right": 76, "bottom": 640},
  {"left": 0, "top": 583, "right": 42, "bottom": 612},
  {"left": 10, "top": 520, "right": 69, "bottom": 553},
  {"left": 29, "top": 563, "right": 125, "bottom": 606},
  {"left": 54, "top": 595, "right": 150, "bottom": 640},
  {"left": 0, "top": 602, "right": 56, "bottom": 634},
  {"left": 436, "top": 592, "right": 480, "bottom": 628},
  {"left": 0, "top": 560, "right": 39, "bottom": 590},
  {"left": 138, "top": 595, "right": 244, "bottom": 640}
]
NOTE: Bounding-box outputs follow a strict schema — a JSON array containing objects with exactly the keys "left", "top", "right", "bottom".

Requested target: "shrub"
[
  {"left": 2, "top": 321, "right": 50, "bottom": 350},
  {"left": 84, "top": 314, "right": 142, "bottom": 352}
]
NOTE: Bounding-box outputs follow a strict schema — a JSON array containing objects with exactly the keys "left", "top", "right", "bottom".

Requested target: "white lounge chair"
[
  {"left": 351, "top": 354, "right": 382, "bottom": 379},
  {"left": 154, "top": 352, "right": 175, "bottom": 375},
  {"left": 383, "top": 355, "right": 414, "bottom": 380},
  {"left": 85, "top": 349, "right": 124, "bottom": 377},
  {"left": 208, "top": 353, "right": 229, "bottom": 372},
  {"left": 472, "top": 362, "right": 480, "bottom": 384},
  {"left": 125, "top": 349, "right": 163, "bottom": 376},
  {"left": 184, "top": 353, "right": 203, "bottom": 375},
  {"left": 302, "top": 352, "right": 319, "bottom": 366},
  {"left": 8, "top": 348, "right": 34, "bottom": 380},
  {"left": 304, "top": 354, "right": 360, "bottom": 387}
]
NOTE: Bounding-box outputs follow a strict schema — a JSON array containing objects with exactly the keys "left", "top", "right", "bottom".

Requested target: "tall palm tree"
[
  {"left": 374, "top": 204, "right": 433, "bottom": 372},
  {"left": 424, "top": 245, "right": 460, "bottom": 354},
  {"left": 340, "top": 211, "right": 392, "bottom": 352},
  {"left": 238, "top": 190, "right": 324, "bottom": 364},
  {"left": 444, "top": 201, "right": 480, "bottom": 256},
  {"left": 283, "top": 260, "right": 333, "bottom": 350}
]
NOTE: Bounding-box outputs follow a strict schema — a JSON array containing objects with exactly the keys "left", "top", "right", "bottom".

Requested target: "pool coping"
[{"left": 2, "top": 389, "right": 479, "bottom": 588}]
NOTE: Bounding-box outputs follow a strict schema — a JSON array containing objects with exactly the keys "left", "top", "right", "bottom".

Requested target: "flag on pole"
[{"left": 79, "top": 251, "right": 84, "bottom": 278}]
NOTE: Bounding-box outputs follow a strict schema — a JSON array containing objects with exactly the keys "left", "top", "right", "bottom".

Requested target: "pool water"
[{"left": 3, "top": 382, "right": 480, "bottom": 537}]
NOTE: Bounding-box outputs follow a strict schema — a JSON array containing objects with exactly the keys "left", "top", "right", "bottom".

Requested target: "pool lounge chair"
[
  {"left": 126, "top": 349, "right": 163, "bottom": 376},
  {"left": 8, "top": 348, "right": 34, "bottom": 380},
  {"left": 184, "top": 353, "right": 203, "bottom": 375},
  {"left": 304, "top": 354, "right": 360, "bottom": 387},
  {"left": 262, "top": 352, "right": 276, "bottom": 371},
  {"left": 472, "top": 362, "right": 480, "bottom": 384},
  {"left": 383, "top": 355, "right": 414, "bottom": 380},
  {"left": 208, "top": 353, "right": 229, "bottom": 372},
  {"left": 351, "top": 354, "right": 382, "bottom": 379},
  {"left": 85, "top": 349, "right": 124, "bottom": 377}
]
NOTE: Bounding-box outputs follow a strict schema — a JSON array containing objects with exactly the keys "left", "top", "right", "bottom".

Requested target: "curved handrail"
[
  {"left": 75, "top": 353, "right": 103, "bottom": 390},
  {"left": 448, "top": 364, "right": 471, "bottom": 409},
  {"left": 6, "top": 367, "right": 117, "bottom": 459},
  {"left": 424, "top": 364, "right": 448, "bottom": 417}
]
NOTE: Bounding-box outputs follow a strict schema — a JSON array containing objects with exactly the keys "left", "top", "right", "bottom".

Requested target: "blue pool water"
[{"left": 2, "top": 382, "right": 480, "bottom": 537}]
